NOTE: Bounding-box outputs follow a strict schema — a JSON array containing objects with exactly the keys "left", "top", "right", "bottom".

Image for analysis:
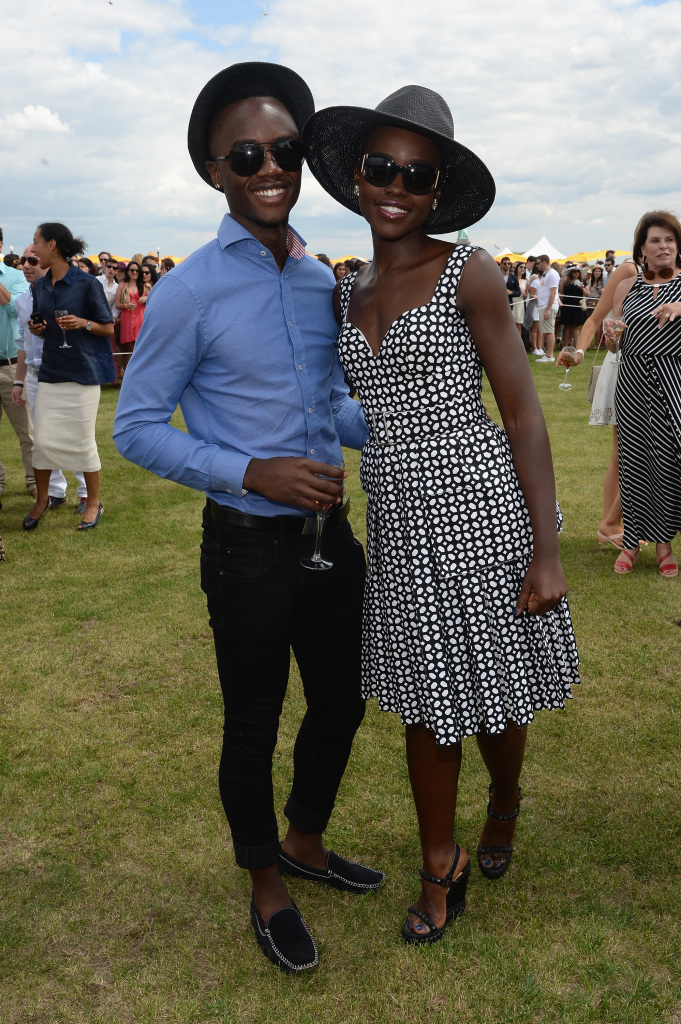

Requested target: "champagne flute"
[
  {"left": 558, "top": 345, "right": 576, "bottom": 390},
  {"left": 300, "top": 456, "right": 345, "bottom": 571},
  {"left": 604, "top": 317, "right": 626, "bottom": 361},
  {"left": 55, "top": 309, "right": 71, "bottom": 349}
]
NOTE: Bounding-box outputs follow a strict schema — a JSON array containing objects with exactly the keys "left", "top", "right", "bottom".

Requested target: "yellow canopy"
[
  {"left": 563, "top": 249, "right": 632, "bottom": 263},
  {"left": 493, "top": 252, "right": 525, "bottom": 263}
]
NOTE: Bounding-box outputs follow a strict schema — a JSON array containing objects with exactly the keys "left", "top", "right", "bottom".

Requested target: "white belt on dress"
[{"left": 368, "top": 402, "right": 488, "bottom": 446}]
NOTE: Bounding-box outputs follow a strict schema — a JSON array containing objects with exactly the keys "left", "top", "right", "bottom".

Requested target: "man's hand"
[
  {"left": 11, "top": 383, "right": 27, "bottom": 407},
  {"left": 543, "top": 308, "right": 550, "bottom": 320},
  {"left": 28, "top": 320, "right": 46, "bottom": 336},
  {"left": 242, "top": 456, "right": 346, "bottom": 510}
]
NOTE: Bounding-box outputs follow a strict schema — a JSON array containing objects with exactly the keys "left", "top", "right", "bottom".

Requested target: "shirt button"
[
  {"left": 310, "top": 449, "right": 315, "bottom": 455},
  {"left": 288, "top": 320, "right": 292, "bottom": 326},
  {"left": 226, "top": 489, "right": 232, "bottom": 494},
  {"left": 308, "top": 408, "right": 312, "bottom": 413},
  {"left": 260, "top": 250, "right": 266, "bottom": 256},
  {"left": 298, "top": 364, "right": 303, "bottom": 370}
]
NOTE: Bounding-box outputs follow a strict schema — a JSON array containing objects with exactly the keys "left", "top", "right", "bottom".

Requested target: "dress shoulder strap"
[{"left": 338, "top": 271, "right": 358, "bottom": 321}]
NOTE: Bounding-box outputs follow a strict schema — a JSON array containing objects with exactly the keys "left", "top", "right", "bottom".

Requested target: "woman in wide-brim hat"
[{"left": 304, "top": 86, "right": 580, "bottom": 945}]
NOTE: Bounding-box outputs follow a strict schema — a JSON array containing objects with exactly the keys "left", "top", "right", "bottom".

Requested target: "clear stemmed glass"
[
  {"left": 300, "top": 456, "right": 345, "bottom": 571},
  {"left": 558, "top": 345, "right": 576, "bottom": 390},
  {"left": 55, "top": 309, "right": 71, "bottom": 348},
  {"left": 603, "top": 318, "right": 626, "bottom": 362}
]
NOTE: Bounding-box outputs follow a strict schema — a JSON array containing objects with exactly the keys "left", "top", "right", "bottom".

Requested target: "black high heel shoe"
[
  {"left": 23, "top": 502, "right": 48, "bottom": 531},
  {"left": 477, "top": 783, "right": 522, "bottom": 880},
  {"left": 402, "top": 845, "right": 470, "bottom": 945}
]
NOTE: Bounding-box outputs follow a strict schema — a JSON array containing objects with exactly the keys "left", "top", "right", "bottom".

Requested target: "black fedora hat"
[
  {"left": 303, "top": 85, "right": 495, "bottom": 234},
  {"left": 188, "top": 61, "right": 314, "bottom": 188}
]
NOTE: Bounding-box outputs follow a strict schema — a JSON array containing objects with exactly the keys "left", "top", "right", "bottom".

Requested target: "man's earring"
[
  {"left": 353, "top": 184, "right": 360, "bottom": 198},
  {"left": 432, "top": 198, "right": 438, "bottom": 210},
  {"left": 214, "top": 181, "right": 222, "bottom": 191}
]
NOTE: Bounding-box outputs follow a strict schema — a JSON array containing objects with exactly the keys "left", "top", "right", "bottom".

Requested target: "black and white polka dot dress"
[{"left": 338, "top": 245, "right": 580, "bottom": 746}]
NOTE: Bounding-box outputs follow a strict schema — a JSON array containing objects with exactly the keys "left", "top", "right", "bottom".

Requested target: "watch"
[{"left": 85, "top": 321, "right": 92, "bottom": 331}]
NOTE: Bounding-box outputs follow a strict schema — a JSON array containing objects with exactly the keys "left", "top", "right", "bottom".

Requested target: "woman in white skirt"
[
  {"left": 557, "top": 260, "right": 638, "bottom": 546},
  {"left": 24, "top": 223, "right": 114, "bottom": 531}
]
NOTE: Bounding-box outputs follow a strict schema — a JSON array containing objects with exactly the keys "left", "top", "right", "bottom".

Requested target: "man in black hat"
[{"left": 114, "top": 62, "right": 383, "bottom": 974}]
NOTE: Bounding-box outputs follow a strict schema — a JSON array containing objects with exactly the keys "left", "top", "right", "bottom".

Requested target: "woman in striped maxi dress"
[{"left": 608, "top": 211, "right": 681, "bottom": 576}]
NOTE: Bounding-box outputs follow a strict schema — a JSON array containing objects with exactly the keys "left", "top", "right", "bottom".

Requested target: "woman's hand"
[
  {"left": 127, "top": 301, "right": 135, "bottom": 311},
  {"left": 55, "top": 314, "right": 80, "bottom": 331},
  {"left": 139, "top": 294, "right": 147, "bottom": 305},
  {"left": 651, "top": 301, "right": 681, "bottom": 328},
  {"left": 602, "top": 317, "right": 626, "bottom": 353},
  {"left": 557, "top": 348, "right": 584, "bottom": 368},
  {"left": 515, "top": 555, "right": 567, "bottom": 616}
]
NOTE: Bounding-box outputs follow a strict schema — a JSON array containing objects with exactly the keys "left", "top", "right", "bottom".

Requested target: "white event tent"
[{"left": 521, "top": 236, "right": 565, "bottom": 261}]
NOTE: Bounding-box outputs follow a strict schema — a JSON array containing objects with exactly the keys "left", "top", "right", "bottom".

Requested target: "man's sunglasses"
[
  {"left": 106, "top": 264, "right": 118, "bottom": 270},
  {"left": 19, "top": 256, "right": 40, "bottom": 266},
  {"left": 360, "top": 153, "right": 440, "bottom": 195},
  {"left": 211, "top": 139, "right": 305, "bottom": 177}
]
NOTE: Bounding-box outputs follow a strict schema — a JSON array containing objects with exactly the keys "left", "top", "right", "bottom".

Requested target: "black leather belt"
[
  {"left": 0, "top": 357, "right": 18, "bottom": 367},
  {"left": 208, "top": 498, "right": 350, "bottom": 535}
]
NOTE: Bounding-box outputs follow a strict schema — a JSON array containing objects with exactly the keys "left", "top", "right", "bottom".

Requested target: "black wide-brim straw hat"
[
  {"left": 188, "top": 61, "right": 315, "bottom": 187},
  {"left": 303, "top": 85, "right": 495, "bottom": 234}
]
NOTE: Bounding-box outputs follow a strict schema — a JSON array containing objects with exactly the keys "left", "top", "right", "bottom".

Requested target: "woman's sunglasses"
[
  {"left": 212, "top": 139, "right": 305, "bottom": 177},
  {"left": 643, "top": 267, "right": 674, "bottom": 281},
  {"left": 19, "top": 256, "right": 40, "bottom": 266},
  {"left": 360, "top": 153, "right": 440, "bottom": 195}
]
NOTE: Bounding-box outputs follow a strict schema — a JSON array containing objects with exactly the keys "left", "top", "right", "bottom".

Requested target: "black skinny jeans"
[{"left": 200, "top": 506, "right": 366, "bottom": 870}]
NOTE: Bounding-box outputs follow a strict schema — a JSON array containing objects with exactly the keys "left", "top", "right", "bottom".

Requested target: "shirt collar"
[
  {"left": 218, "top": 213, "right": 307, "bottom": 261},
  {"left": 46, "top": 264, "right": 81, "bottom": 288}
]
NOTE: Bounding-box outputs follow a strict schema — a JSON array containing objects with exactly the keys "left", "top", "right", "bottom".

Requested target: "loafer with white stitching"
[
  {"left": 250, "top": 895, "right": 318, "bottom": 974},
  {"left": 278, "top": 846, "right": 385, "bottom": 894}
]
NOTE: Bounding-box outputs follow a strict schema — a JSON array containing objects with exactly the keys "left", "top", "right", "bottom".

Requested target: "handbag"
[{"left": 586, "top": 335, "right": 605, "bottom": 402}]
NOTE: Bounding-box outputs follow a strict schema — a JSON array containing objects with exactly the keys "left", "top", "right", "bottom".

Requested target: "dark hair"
[
  {"left": 4, "top": 253, "right": 20, "bottom": 268},
  {"left": 0, "top": 227, "right": 3, "bottom": 246},
  {"left": 125, "top": 260, "right": 142, "bottom": 286},
  {"left": 315, "top": 253, "right": 331, "bottom": 267},
  {"left": 78, "top": 256, "right": 97, "bottom": 275},
  {"left": 537, "top": 254, "right": 550, "bottom": 263},
  {"left": 589, "top": 266, "right": 604, "bottom": 289},
  {"left": 514, "top": 262, "right": 526, "bottom": 280},
  {"left": 98, "top": 250, "right": 111, "bottom": 261},
  {"left": 632, "top": 210, "right": 681, "bottom": 267},
  {"left": 160, "top": 257, "right": 175, "bottom": 272},
  {"left": 37, "top": 222, "right": 86, "bottom": 260},
  {"left": 140, "top": 264, "right": 158, "bottom": 287}
]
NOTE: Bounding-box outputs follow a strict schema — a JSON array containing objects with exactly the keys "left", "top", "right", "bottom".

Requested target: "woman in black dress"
[
  {"left": 559, "top": 266, "right": 585, "bottom": 347},
  {"left": 304, "top": 86, "right": 579, "bottom": 944}
]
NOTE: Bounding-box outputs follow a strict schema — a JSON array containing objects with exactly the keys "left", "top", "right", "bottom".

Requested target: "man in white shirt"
[
  {"left": 13, "top": 246, "right": 88, "bottom": 512},
  {"left": 534, "top": 254, "right": 560, "bottom": 361}
]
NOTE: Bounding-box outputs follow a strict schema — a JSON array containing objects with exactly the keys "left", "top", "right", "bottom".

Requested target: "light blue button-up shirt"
[
  {"left": 0, "top": 261, "right": 29, "bottom": 359},
  {"left": 113, "top": 214, "right": 368, "bottom": 516}
]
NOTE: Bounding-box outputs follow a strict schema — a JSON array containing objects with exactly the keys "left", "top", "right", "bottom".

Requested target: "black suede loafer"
[
  {"left": 278, "top": 846, "right": 385, "bottom": 894},
  {"left": 250, "top": 896, "right": 318, "bottom": 974},
  {"left": 47, "top": 495, "right": 66, "bottom": 511}
]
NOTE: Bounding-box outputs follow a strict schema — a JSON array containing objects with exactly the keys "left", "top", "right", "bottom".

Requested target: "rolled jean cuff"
[
  {"left": 232, "top": 835, "right": 281, "bottom": 871},
  {"left": 284, "top": 793, "right": 333, "bottom": 835}
]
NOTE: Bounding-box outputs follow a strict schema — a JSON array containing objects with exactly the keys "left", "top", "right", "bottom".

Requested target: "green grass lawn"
[{"left": 1, "top": 361, "right": 680, "bottom": 1024}]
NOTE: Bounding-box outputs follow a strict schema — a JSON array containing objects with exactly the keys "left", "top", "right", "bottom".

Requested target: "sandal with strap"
[
  {"left": 658, "top": 549, "right": 678, "bottom": 577},
  {"left": 597, "top": 529, "right": 624, "bottom": 549},
  {"left": 477, "top": 784, "right": 522, "bottom": 880},
  {"left": 401, "top": 845, "right": 470, "bottom": 945},
  {"left": 613, "top": 547, "right": 638, "bottom": 574}
]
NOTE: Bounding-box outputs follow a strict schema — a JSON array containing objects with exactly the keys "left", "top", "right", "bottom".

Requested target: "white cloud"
[
  {"left": 1, "top": 105, "right": 70, "bottom": 134},
  {"left": 1, "top": 0, "right": 681, "bottom": 259}
]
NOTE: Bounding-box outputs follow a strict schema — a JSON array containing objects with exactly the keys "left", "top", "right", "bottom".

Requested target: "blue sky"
[{"left": 2, "top": 0, "right": 681, "bottom": 261}]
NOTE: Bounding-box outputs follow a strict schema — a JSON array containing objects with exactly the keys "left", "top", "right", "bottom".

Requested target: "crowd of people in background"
[{"left": 497, "top": 249, "right": 619, "bottom": 361}]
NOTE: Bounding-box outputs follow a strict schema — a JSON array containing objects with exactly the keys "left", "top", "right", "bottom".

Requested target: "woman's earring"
[
  {"left": 214, "top": 181, "right": 222, "bottom": 191},
  {"left": 353, "top": 184, "right": 360, "bottom": 198},
  {"left": 432, "top": 198, "right": 439, "bottom": 210}
]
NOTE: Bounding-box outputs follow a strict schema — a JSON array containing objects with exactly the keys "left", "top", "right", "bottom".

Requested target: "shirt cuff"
[{"left": 209, "top": 450, "right": 253, "bottom": 498}]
